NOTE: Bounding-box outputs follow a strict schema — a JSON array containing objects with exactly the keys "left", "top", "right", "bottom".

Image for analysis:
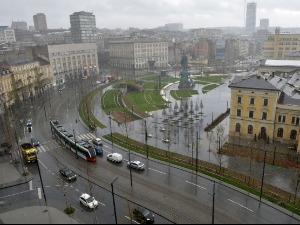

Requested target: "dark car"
[
  {"left": 31, "top": 138, "right": 40, "bottom": 147},
  {"left": 133, "top": 207, "right": 154, "bottom": 224},
  {"left": 59, "top": 168, "right": 77, "bottom": 181}
]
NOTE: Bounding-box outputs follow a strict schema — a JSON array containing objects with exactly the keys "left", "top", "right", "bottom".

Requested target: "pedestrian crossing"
[{"left": 36, "top": 133, "right": 96, "bottom": 153}]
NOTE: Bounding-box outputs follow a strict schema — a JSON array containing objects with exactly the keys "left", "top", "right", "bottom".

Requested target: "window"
[
  {"left": 291, "top": 117, "right": 296, "bottom": 125},
  {"left": 277, "top": 128, "right": 284, "bottom": 138},
  {"left": 290, "top": 130, "right": 297, "bottom": 140},
  {"left": 237, "top": 109, "right": 241, "bottom": 117},
  {"left": 263, "top": 99, "right": 268, "bottom": 106},
  {"left": 248, "top": 125, "right": 253, "bottom": 134},
  {"left": 249, "top": 111, "right": 254, "bottom": 118},
  {"left": 237, "top": 96, "right": 242, "bottom": 104},
  {"left": 262, "top": 112, "right": 267, "bottom": 120},
  {"left": 278, "top": 115, "right": 286, "bottom": 123},
  {"left": 250, "top": 98, "right": 255, "bottom": 105},
  {"left": 235, "top": 123, "right": 241, "bottom": 132}
]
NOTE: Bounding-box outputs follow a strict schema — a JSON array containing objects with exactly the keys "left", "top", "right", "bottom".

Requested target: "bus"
[{"left": 50, "top": 120, "right": 97, "bottom": 162}]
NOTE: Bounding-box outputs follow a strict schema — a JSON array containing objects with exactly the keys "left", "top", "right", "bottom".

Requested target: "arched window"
[
  {"left": 277, "top": 128, "right": 284, "bottom": 138},
  {"left": 248, "top": 125, "right": 253, "bottom": 134},
  {"left": 290, "top": 130, "right": 297, "bottom": 140},
  {"left": 235, "top": 123, "right": 241, "bottom": 132}
]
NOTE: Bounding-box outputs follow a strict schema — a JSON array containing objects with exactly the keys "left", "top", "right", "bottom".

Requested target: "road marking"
[
  {"left": 148, "top": 168, "right": 166, "bottom": 175},
  {"left": 99, "top": 201, "right": 106, "bottom": 207},
  {"left": 0, "top": 190, "right": 32, "bottom": 199},
  {"left": 185, "top": 181, "right": 206, "bottom": 190},
  {"left": 37, "top": 188, "right": 42, "bottom": 199},
  {"left": 228, "top": 199, "right": 253, "bottom": 212},
  {"left": 39, "top": 159, "right": 48, "bottom": 170},
  {"left": 124, "top": 216, "right": 139, "bottom": 224},
  {"left": 29, "top": 180, "right": 33, "bottom": 190}
]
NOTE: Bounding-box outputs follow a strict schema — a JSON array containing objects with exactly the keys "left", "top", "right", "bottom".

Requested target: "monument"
[{"left": 178, "top": 54, "right": 195, "bottom": 89}]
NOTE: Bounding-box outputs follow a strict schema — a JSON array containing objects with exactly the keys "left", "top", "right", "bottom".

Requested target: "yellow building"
[
  {"left": 263, "top": 33, "right": 300, "bottom": 60},
  {"left": 229, "top": 73, "right": 300, "bottom": 153},
  {"left": 0, "top": 58, "right": 53, "bottom": 106}
]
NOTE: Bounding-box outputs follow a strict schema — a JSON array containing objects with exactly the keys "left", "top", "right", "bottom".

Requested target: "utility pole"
[
  {"left": 73, "top": 129, "right": 78, "bottom": 159},
  {"left": 212, "top": 181, "right": 216, "bottom": 224},
  {"left": 111, "top": 177, "right": 119, "bottom": 224},
  {"left": 260, "top": 151, "right": 267, "bottom": 202},
  {"left": 36, "top": 153, "right": 47, "bottom": 206},
  {"left": 196, "top": 131, "right": 199, "bottom": 174},
  {"left": 145, "top": 120, "right": 149, "bottom": 159}
]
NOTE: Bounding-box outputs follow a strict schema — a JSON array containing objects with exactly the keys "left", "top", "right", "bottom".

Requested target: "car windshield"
[
  {"left": 64, "top": 169, "right": 72, "bottom": 175},
  {"left": 142, "top": 209, "right": 151, "bottom": 217},
  {"left": 86, "top": 196, "right": 95, "bottom": 203}
]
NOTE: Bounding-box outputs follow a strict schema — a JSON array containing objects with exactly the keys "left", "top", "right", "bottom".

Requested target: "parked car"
[
  {"left": 26, "top": 119, "right": 32, "bottom": 127},
  {"left": 107, "top": 153, "right": 122, "bottom": 163},
  {"left": 127, "top": 161, "right": 145, "bottom": 170},
  {"left": 59, "top": 167, "right": 77, "bottom": 181},
  {"left": 31, "top": 137, "right": 40, "bottom": 147},
  {"left": 79, "top": 193, "right": 98, "bottom": 210},
  {"left": 162, "top": 138, "right": 170, "bottom": 143},
  {"left": 133, "top": 206, "right": 155, "bottom": 224},
  {"left": 92, "top": 138, "right": 102, "bottom": 146},
  {"left": 147, "top": 133, "right": 153, "bottom": 138},
  {"left": 159, "top": 127, "right": 166, "bottom": 132}
]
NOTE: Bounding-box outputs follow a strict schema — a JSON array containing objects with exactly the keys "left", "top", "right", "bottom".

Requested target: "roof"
[
  {"left": 265, "top": 60, "right": 300, "bottom": 67},
  {"left": 228, "top": 74, "right": 279, "bottom": 91}
]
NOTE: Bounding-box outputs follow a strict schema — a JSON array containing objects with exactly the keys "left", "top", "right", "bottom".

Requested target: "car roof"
[
  {"left": 95, "top": 138, "right": 101, "bottom": 141},
  {"left": 80, "top": 193, "right": 91, "bottom": 199},
  {"left": 132, "top": 160, "right": 142, "bottom": 164}
]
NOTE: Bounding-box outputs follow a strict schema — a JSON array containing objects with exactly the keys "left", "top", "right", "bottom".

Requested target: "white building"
[
  {"left": 34, "top": 43, "right": 99, "bottom": 86},
  {"left": 109, "top": 39, "right": 169, "bottom": 79},
  {"left": 0, "top": 26, "right": 16, "bottom": 44}
]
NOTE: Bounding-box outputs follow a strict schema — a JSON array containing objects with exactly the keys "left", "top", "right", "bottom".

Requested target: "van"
[{"left": 107, "top": 153, "right": 122, "bottom": 163}]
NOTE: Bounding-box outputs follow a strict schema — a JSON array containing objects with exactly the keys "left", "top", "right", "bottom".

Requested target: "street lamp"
[
  {"left": 111, "top": 177, "right": 119, "bottom": 224},
  {"left": 109, "top": 112, "right": 114, "bottom": 152}
]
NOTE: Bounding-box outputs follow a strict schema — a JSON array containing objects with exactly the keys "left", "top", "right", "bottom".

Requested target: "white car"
[
  {"left": 159, "top": 127, "right": 166, "bottom": 132},
  {"left": 162, "top": 138, "right": 170, "bottom": 143},
  {"left": 79, "top": 193, "right": 98, "bottom": 209},
  {"left": 107, "top": 153, "right": 123, "bottom": 163},
  {"left": 92, "top": 138, "right": 102, "bottom": 146},
  {"left": 147, "top": 133, "right": 152, "bottom": 138}
]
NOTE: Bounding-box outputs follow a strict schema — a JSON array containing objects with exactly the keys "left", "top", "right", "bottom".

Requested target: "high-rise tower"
[
  {"left": 245, "top": 2, "right": 257, "bottom": 35},
  {"left": 70, "top": 11, "right": 97, "bottom": 43},
  {"left": 33, "top": 13, "right": 48, "bottom": 31}
]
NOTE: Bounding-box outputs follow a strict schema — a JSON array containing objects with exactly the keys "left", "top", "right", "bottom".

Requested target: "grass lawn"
[
  {"left": 124, "top": 90, "right": 167, "bottom": 112},
  {"left": 202, "top": 84, "right": 219, "bottom": 94},
  {"left": 170, "top": 89, "right": 199, "bottom": 100},
  {"left": 102, "top": 90, "right": 122, "bottom": 112},
  {"left": 193, "top": 75, "right": 229, "bottom": 83}
]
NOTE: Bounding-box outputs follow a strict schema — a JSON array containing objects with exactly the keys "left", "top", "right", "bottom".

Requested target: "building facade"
[
  {"left": 263, "top": 33, "right": 300, "bottom": 60},
  {"left": 109, "top": 39, "right": 169, "bottom": 79},
  {"left": 33, "top": 13, "right": 48, "bottom": 32},
  {"left": 246, "top": 2, "right": 257, "bottom": 35},
  {"left": 0, "top": 26, "right": 16, "bottom": 44},
  {"left": 0, "top": 59, "right": 53, "bottom": 106},
  {"left": 70, "top": 11, "right": 97, "bottom": 43},
  {"left": 11, "top": 21, "right": 28, "bottom": 30},
  {"left": 260, "top": 19, "right": 269, "bottom": 30},
  {"left": 34, "top": 43, "right": 98, "bottom": 86},
  {"left": 229, "top": 73, "right": 300, "bottom": 153}
]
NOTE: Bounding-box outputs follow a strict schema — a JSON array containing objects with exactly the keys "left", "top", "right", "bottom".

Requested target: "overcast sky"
[{"left": 1, "top": 0, "right": 300, "bottom": 29}]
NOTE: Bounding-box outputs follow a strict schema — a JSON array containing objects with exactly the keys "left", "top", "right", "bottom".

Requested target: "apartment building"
[
  {"left": 109, "top": 39, "right": 169, "bottom": 79},
  {"left": 0, "top": 26, "right": 16, "bottom": 44},
  {"left": 0, "top": 58, "right": 53, "bottom": 106},
  {"left": 34, "top": 43, "right": 98, "bottom": 86},
  {"left": 229, "top": 73, "right": 300, "bottom": 153},
  {"left": 263, "top": 33, "right": 300, "bottom": 60},
  {"left": 33, "top": 13, "right": 48, "bottom": 32}
]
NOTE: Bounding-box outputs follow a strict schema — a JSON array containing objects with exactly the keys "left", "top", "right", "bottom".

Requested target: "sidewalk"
[{"left": 0, "top": 154, "right": 79, "bottom": 224}]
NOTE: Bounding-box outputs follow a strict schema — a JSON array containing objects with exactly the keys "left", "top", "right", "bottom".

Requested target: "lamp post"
[
  {"left": 109, "top": 112, "right": 114, "bottom": 152},
  {"left": 111, "top": 177, "right": 119, "bottom": 224},
  {"left": 260, "top": 151, "right": 267, "bottom": 202}
]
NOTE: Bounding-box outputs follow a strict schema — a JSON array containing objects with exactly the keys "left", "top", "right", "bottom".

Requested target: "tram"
[{"left": 50, "top": 120, "right": 97, "bottom": 162}]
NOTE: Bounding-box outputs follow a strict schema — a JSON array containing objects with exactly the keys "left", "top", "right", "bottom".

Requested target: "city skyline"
[{"left": 1, "top": 0, "right": 300, "bottom": 30}]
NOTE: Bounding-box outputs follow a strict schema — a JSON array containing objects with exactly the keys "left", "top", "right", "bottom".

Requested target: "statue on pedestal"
[{"left": 178, "top": 54, "right": 195, "bottom": 89}]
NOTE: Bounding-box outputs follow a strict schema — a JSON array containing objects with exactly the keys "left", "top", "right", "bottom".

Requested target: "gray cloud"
[{"left": 1, "top": 0, "right": 300, "bottom": 29}]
